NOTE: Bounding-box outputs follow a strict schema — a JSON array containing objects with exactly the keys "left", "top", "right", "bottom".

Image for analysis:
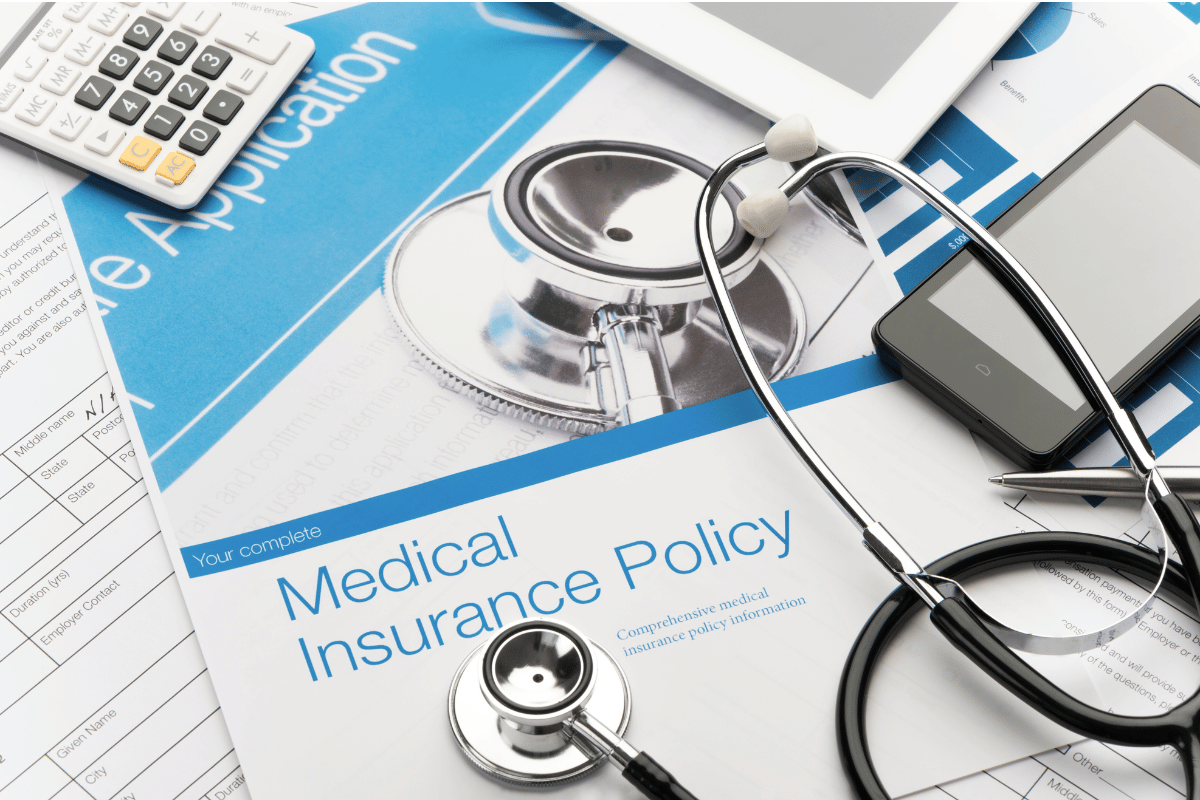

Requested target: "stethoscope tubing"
[{"left": 838, "top": 531, "right": 1200, "bottom": 800}]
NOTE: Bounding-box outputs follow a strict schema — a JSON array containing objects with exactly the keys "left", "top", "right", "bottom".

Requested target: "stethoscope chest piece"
[
  {"left": 448, "top": 620, "right": 632, "bottom": 786},
  {"left": 385, "top": 141, "right": 805, "bottom": 434}
]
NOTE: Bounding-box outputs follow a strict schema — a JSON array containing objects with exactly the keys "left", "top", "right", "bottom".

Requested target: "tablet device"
[
  {"left": 562, "top": 2, "right": 1033, "bottom": 159},
  {"left": 873, "top": 85, "right": 1200, "bottom": 470}
]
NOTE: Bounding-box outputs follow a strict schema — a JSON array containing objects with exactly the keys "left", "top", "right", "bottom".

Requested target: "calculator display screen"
[{"left": 0, "top": 4, "right": 48, "bottom": 69}]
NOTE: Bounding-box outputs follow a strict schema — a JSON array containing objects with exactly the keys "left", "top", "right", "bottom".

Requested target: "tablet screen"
[{"left": 696, "top": 2, "right": 954, "bottom": 99}]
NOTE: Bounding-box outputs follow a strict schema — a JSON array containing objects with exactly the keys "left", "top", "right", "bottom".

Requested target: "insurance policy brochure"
[{"left": 50, "top": 4, "right": 1154, "bottom": 799}]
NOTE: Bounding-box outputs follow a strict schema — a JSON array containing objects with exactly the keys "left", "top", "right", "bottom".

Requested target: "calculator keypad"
[
  {"left": 119, "top": 134, "right": 159, "bottom": 170},
  {"left": 98, "top": 46, "right": 139, "bottom": 79},
  {"left": 62, "top": 3, "right": 95, "bottom": 24},
  {"left": 147, "top": 3, "right": 183, "bottom": 22},
  {"left": 15, "top": 55, "right": 48, "bottom": 82},
  {"left": 202, "top": 89, "right": 241, "bottom": 124},
  {"left": 40, "top": 63, "right": 81, "bottom": 96},
  {"left": 88, "top": 6, "right": 129, "bottom": 36},
  {"left": 50, "top": 107, "right": 90, "bottom": 140},
  {"left": 179, "top": 119, "right": 216, "bottom": 155},
  {"left": 192, "top": 45, "right": 230, "bottom": 79},
  {"left": 132, "top": 60, "right": 173, "bottom": 94},
  {"left": 143, "top": 104, "right": 183, "bottom": 139},
  {"left": 84, "top": 124, "right": 123, "bottom": 155},
  {"left": 168, "top": 74, "right": 206, "bottom": 108},
  {"left": 15, "top": 94, "right": 56, "bottom": 126},
  {"left": 34, "top": 20, "right": 72, "bottom": 53},
  {"left": 179, "top": 7, "right": 219, "bottom": 36},
  {"left": 155, "top": 150, "right": 194, "bottom": 184},
  {"left": 74, "top": 75, "right": 114, "bottom": 109},
  {"left": 109, "top": 89, "right": 149, "bottom": 124},
  {"left": 63, "top": 33, "right": 104, "bottom": 65},
  {"left": 123, "top": 16, "right": 163, "bottom": 50},
  {"left": 157, "top": 30, "right": 195, "bottom": 64},
  {"left": 0, "top": 2, "right": 315, "bottom": 207},
  {"left": 0, "top": 82, "right": 23, "bottom": 112}
]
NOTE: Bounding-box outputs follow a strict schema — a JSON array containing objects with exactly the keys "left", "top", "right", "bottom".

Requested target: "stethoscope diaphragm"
[
  {"left": 448, "top": 619, "right": 632, "bottom": 785},
  {"left": 383, "top": 141, "right": 806, "bottom": 434}
]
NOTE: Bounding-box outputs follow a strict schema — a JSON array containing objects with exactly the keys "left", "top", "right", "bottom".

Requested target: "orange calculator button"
[
  {"left": 119, "top": 136, "right": 161, "bottom": 171},
  {"left": 155, "top": 152, "right": 195, "bottom": 185}
]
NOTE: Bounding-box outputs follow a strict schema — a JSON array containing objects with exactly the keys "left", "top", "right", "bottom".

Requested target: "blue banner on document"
[
  {"left": 179, "top": 356, "right": 899, "bottom": 577},
  {"left": 64, "top": 4, "right": 621, "bottom": 487}
]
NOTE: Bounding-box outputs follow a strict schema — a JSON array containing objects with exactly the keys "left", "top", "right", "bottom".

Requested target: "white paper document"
[{"left": 0, "top": 140, "right": 245, "bottom": 800}]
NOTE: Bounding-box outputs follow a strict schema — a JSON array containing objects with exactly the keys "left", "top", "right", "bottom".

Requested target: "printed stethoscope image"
[
  {"left": 382, "top": 139, "right": 859, "bottom": 433},
  {"left": 442, "top": 115, "right": 1200, "bottom": 800}
]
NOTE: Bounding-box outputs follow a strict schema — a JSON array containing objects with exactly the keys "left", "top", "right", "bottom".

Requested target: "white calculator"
[{"left": 0, "top": 2, "right": 314, "bottom": 209}]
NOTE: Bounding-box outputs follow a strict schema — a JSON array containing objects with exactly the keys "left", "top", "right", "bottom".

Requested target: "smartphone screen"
[
  {"left": 874, "top": 86, "right": 1200, "bottom": 468},
  {"left": 931, "top": 121, "right": 1200, "bottom": 411}
]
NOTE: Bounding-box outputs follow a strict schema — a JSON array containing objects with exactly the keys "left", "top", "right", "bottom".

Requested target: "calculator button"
[
  {"left": 119, "top": 135, "right": 160, "bottom": 170},
  {"left": 133, "top": 60, "right": 173, "bottom": 94},
  {"left": 124, "top": 16, "right": 163, "bottom": 50},
  {"left": 180, "top": 7, "right": 219, "bottom": 35},
  {"left": 147, "top": 2, "right": 183, "bottom": 21},
  {"left": 178, "top": 120, "right": 218, "bottom": 155},
  {"left": 63, "top": 3, "right": 96, "bottom": 23},
  {"left": 155, "top": 151, "right": 194, "bottom": 185},
  {"left": 214, "top": 22, "right": 289, "bottom": 65},
  {"left": 143, "top": 104, "right": 183, "bottom": 139},
  {"left": 226, "top": 63, "right": 265, "bottom": 95},
  {"left": 14, "top": 54, "right": 48, "bottom": 82},
  {"left": 30, "top": 18, "right": 63, "bottom": 51},
  {"left": 109, "top": 90, "right": 150, "bottom": 124},
  {"left": 40, "top": 63, "right": 82, "bottom": 96},
  {"left": 98, "top": 46, "right": 139, "bottom": 79},
  {"left": 50, "top": 107, "right": 91, "bottom": 141},
  {"left": 75, "top": 75, "right": 114, "bottom": 109},
  {"left": 157, "top": 30, "right": 196, "bottom": 64},
  {"left": 0, "top": 83, "right": 24, "bottom": 112},
  {"left": 15, "top": 93, "right": 56, "bottom": 126},
  {"left": 63, "top": 33, "right": 105, "bottom": 66},
  {"left": 202, "top": 89, "right": 241, "bottom": 124},
  {"left": 37, "top": 24, "right": 73, "bottom": 53},
  {"left": 192, "top": 45, "right": 231, "bottom": 79},
  {"left": 168, "top": 74, "right": 207, "bottom": 109},
  {"left": 89, "top": 5, "right": 130, "bottom": 36},
  {"left": 84, "top": 124, "right": 124, "bottom": 155}
]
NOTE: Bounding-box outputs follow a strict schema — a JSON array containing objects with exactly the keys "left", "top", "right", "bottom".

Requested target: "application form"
[{"left": 0, "top": 140, "right": 244, "bottom": 800}]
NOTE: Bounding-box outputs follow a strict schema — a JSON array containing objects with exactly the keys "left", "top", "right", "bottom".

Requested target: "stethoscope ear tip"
[
  {"left": 737, "top": 187, "right": 789, "bottom": 238},
  {"left": 766, "top": 114, "right": 818, "bottom": 162}
]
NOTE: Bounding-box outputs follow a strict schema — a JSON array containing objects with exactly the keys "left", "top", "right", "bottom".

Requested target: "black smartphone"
[{"left": 873, "top": 85, "right": 1200, "bottom": 470}]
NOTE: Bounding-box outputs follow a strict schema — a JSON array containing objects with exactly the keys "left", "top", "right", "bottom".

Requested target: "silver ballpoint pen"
[{"left": 990, "top": 466, "right": 1200, "bottom": 500}]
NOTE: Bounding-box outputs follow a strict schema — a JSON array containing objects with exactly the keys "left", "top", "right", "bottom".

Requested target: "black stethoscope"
[{"left": 446, "top": 115, "right": 1200, "bottom": 800}]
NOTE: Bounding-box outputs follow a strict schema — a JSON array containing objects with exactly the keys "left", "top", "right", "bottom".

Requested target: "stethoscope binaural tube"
[{"left": 694, "top": 116, "right": 1200, "bottom": 797}]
